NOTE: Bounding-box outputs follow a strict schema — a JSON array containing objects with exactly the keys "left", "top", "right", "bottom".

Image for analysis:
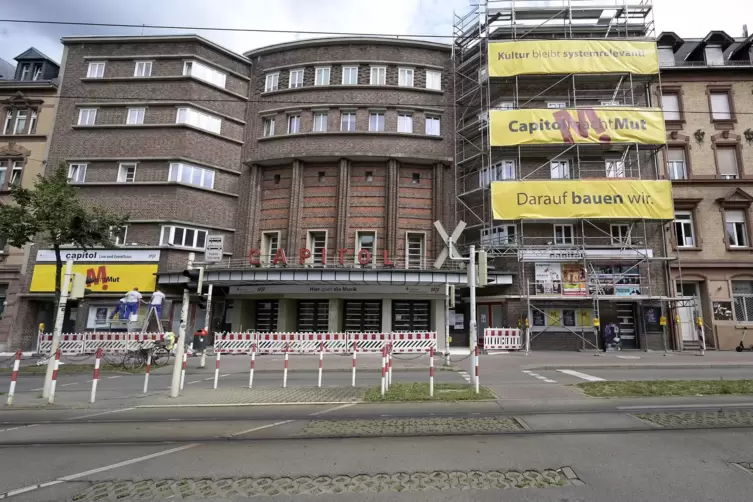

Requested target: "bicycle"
[{"left": 123, "top": 341, "right": 172, "bottom": 370}]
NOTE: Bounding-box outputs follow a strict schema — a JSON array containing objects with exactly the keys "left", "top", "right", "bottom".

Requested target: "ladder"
[{"left": 141, "top": 306, "right": 164, "bottom": 333}]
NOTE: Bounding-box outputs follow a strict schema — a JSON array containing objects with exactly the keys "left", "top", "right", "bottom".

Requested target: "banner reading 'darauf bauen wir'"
[
  {"left": 489, "top": 107, "right": 666, "bottom": 147},
  {"left": 491, "top": 180, "right": 674, "bottom": 221},
  {"left": 488, "top": 40, "right": 659, "bottom": 77}
]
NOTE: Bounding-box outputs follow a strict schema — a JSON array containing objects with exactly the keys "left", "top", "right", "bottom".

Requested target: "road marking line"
[
  {"left": 220, "top": 374, "right": 231, "bottom": 378},
  {"left": 107, "top": 376, "right": 122, "bottom": 380},
  {"left": 0, "top": 424, "right": 38, "bottom": 433},
  {"left": 618, "top": 403, "right": 753, "bottom": 410},
  {"left": 557, "top": 369, "right": 606, "bottom": 382},
  {"left": 617, "top": 355, "right": 641, "bottom": 360},
  {"left": 203, "top": 377, "right": 214, "bottom": 381},
  {"left": 61, "top": 382, "right": 79, "bottom": 387},
  {"left": 0, "top": 444, "right": 197, "bottom": 500},
  {"left": 228, "top": 420, "right": 293, "bottom": 437},
  {"left": 458, "top": 371, "right": 471, "bottom": 383},
  {"left": 30, "top": 387, "right": 43, "bottom": 391},
  {"left": 543, "top": 379, "right": 557, "bottom": 383},
  {"left": 308, "top": 403, "right": 356, "bottom": 416},
  {"left": 67, "top": 408, "right": 135, "bottom": 420},
  {"left": 187, "top": 380, "right": 201, "bottom": 385}
]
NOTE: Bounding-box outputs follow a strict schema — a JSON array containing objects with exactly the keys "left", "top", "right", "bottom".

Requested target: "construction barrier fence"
[{"left": 483, "top": 328, "right": 523, "bottom": 351}]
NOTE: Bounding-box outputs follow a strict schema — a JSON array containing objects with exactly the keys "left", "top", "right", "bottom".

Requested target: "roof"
[
  {"left": 61, "top": 34, "right": 249, "bottom": 64},
  {"left": 15, "top": 47, "right": 59, "bottom": 65},
  {"left": 0, "top": 57, "right": 15, "bottom": 80},
  {"left": 244, "top": 36, "right": 451, "bottom": 58},
  {"left": 659, "top": 30, "right": 752, "bottom": 67}
]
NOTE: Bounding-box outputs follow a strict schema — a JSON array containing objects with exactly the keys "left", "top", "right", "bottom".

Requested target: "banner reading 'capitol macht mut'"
[
  {"left": 488, "top": 40, "right": 659, "bottom": 77},
  {"left": 489, "top": 107, "right": 666, "bottom": 147},
  {"left": 491, "top": 180, "right": 674, "bottom": 221}
]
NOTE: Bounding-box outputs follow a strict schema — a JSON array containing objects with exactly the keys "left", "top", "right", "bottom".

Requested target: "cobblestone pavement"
[
  {"left": 297, "top": 416, "right": 523, "bottom": 437},
  {"left": 140, "top": 387, "right": 367, "bottom": 406},
  {"left": 633, "top": 410, "right": 753, "bottom": 428},
  {"left": 71, "top": 466, "right": 582, "bottom": 499}
]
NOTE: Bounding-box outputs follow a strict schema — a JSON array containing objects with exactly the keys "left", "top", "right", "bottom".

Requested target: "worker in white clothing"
[
  {"left": 125, "top": 287, "right": 143, "bottom": 319},
  {"left": 149, "top": 288, "right": 166, "bottom": 320}
]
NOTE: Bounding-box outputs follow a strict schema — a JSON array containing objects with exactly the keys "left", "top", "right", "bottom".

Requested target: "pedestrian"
[
  {"left": 109, "top": 295, "right": 128, "bottom": 320},
  {"left": 149, "top": 287, "right": 166, "bottom": 319},
  {"left": 125, "top": 287, "right": 143, "bottom": 319}
]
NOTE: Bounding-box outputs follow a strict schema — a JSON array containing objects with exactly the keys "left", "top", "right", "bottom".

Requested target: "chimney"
[{"left": 744, "top": 24, "right": 749, "bottom": 37}]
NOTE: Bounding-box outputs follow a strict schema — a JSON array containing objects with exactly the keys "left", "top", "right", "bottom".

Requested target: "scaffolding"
[{"left": 452, "top": 1, "right": 703, "bottom": 351}]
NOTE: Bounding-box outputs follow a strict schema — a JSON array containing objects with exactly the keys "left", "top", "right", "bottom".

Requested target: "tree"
[{"left": 0, "top": 162, "right": 128, "bottom": 301}]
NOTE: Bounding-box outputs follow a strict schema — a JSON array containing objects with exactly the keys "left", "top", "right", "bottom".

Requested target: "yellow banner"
[
  {"left": 490, "top": 107, "right": 666, "bottom": 147},
  {"left": 30, "top": 264, "right": 158, "bottom": 293},
  {"left": 488, "top": 40, "right": 659, "bottom": 77},
  {"left": 491, "top": 180, "right": 674, "bottom": 220}
]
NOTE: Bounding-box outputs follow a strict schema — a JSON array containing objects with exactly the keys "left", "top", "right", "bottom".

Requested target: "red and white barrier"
[
  {"left": 48, "top": 349, "right": 61, "bottom": 404},
  {"left": 180, "top": 352, "right": 187, "bottom": 390},
  {"left": 90, "top": 348, "right": 102, "bottom": 404},
  {"left": 283, "top": 344, "right": 289, "bottom": 388},
  {"left": 429, "top": 347, "right": 435, "bottom": 398},
  {"left": 248, "top": 344, "right": 256, "bottom": 388},
  {"left": 6, "top": 350, "right": 21, "bottom": 406},
  {"left": 37, "top": 332, "right": 167, "bottom": 355},
  {"left": 317, "top": 342, "right": 324, "bottom": 388},
  {"left": 474, "top": 345, "right": 480, "bottom": 394},
  {"left": 380, "top": 346, "right": 386, "bottom": 397},
  {"left": 350, "top": 332, "right": 391, "bottom": 352},
  {"left": 213, "top": 351, "right": 221, "bottom": 389},
  {"left": 483, "top": 328, "right": 522, "bottom": 351},
  {"left": 143, "top": 352, "right": 151, "bottom": 394},
  {"left": 351, "top": 341, "right": 357, "bottom": 387}
]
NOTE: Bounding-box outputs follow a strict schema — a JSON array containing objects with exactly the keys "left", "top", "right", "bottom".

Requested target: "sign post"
[{"left": 43, "top": 259, "right": 73, "bottom": 398}]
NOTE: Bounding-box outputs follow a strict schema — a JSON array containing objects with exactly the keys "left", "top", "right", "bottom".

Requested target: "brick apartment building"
[
  {"left": 0, "top": 48, "right": 59, "bottom": 351},
  {"left": 657, "top": 30, "right": 753, "bottom": 350}
]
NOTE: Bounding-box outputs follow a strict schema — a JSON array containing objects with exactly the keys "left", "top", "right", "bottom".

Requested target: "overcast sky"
[{"left": 1, "top": 0, "right": 751, "bottom": 64}]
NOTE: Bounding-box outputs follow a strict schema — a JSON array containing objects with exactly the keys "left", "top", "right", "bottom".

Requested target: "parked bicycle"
[{"left": 122, "top": 341, "right": 171, "bottom": 370}]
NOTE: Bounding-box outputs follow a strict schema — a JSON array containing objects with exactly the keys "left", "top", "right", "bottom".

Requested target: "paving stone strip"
[
  {"left": 632, "top": 410, "right": 753, "bottom": 429},
  {"left": 297, "top": 416, "right": 524, "bottom": 437},
  {"left": 71, "top": 466, "right": 583, "bottom": 499}
]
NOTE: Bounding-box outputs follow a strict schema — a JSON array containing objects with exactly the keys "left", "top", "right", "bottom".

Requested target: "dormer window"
[
  {"left": 32, "top": 64, "right": 43, "bottom": 80},
  {"left": 704, "top": 45, "right": 724, "bottom": 65},
  {"left": 658, "top": 47, "right": 675, "bottom": 66},
  {"left": 20, "top": 64, "right": 30, "bottom": 81}
]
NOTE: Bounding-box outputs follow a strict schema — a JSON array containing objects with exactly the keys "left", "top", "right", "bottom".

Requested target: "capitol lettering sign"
[{"left": 248, "top": 247, "right": 396, "bottom": 267}]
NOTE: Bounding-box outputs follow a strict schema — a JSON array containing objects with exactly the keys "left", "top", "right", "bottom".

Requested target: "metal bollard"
[
  {"left": 429, "top": 347, "right": 435, "bottom": 398},
  {"left": 318, "top": 342, "right": 324, "bottom": 388},
  {"left": 6, "top": 350, "right": 22, "bottom": 406},
  {"left": 380, "top": 346, "right": 386, "bottom": 397},
  {"left": 213, "top": 351, "right": 221, "bottom": 389},
  {"left": 90, "top": 347, "right": 102, "bottom": 404},
  {"left": 475, "top": 345, "right": 480, "bottom": 394},
  {"left": 48, "top": 349, "right": 61, "bottom": 404},
  {"left": 143, "top": 352, "right": 151, "bottom": 394},
  {"left": 180, "top": 351, "right": 187, "bottom": 391},
  {"left": 351, "top": 341, "right": 357, "bottom": 387},
  {"left": 248, "top": 344, "right": 256, "bottom": 389},
  {"left": 283, "top": 344, "right": 289, "bottom": 388}
]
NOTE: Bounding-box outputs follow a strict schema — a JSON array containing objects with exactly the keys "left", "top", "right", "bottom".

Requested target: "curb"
[
  {"left": 135, "top": 401, "right": 363, "bottom": 408},
  {"left": 526, "top": 363, "right": 753, "bottom": 371}
]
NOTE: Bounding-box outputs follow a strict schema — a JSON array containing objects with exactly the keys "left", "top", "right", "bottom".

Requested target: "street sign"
[
  {"left": 433, "top": 220, "right": 466, "bottom": 269},
  {"left": 205, "top": 235, "right": 224, "bottom": 263}
]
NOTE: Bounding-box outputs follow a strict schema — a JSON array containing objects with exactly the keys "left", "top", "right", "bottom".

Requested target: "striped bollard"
[
  {"left": 180, "top": 351, "right": 187, "bottom": 390},
  {"left": 143, "top": 352, "right": 152, "bottom": 394},
  {"left": 48, "top": 349, "right": 61, "bottom": 404},
  {"left": 6, "top": 350, "right": 22, "bottom": 406},
  {"left": 429, "top": 347, "right": 435, "bottom": 398},
  {"left": 283, "top": 344, "right": 289, "bottom": 388},
  {"left": 248, "top": 344, "right": 256, "bottom": 389},
  {"left": 380, "top": 346, "right": 386, "bottom": 397},
  {"left": 317, "top": 342, "right": 324, "bottom": 388},
  {"left": 90, "top": 347, "right": 102, "bottom": 404},
  {"left": 213, "top": 351, "right": 221, "bottom": 389},
  {"left": 351, "top": 341, "right": 357, "bottom": 387},
  {"left": 388, "top": 342, "right": 393, "bottom": 389},
  {"left": 474, "top": 345, "right": 480, "bottom": 394}
]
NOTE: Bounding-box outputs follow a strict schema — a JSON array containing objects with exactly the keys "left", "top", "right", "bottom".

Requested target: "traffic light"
[
  {"left": 182, "top": 267, "right": 204, "bottom": 293},
  {"left": 477, "top": 250, "right": 488, "bottom": 288},
  {"left": 70, "top": 274, "right": 96, "bottom": 299},
  {"left": 448, "top": 285, "right": 456, "bottom": 308}
]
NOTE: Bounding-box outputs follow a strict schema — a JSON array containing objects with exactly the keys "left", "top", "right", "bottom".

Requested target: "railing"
[
  {"left": 660, "top": 60, "right": 753, "bottom": 68},
  {"left": 200, "top": 255, "right": 469, "bottom": 272},
  {"left": 216, "top": 331, "right": 438, "bottom": 354}
]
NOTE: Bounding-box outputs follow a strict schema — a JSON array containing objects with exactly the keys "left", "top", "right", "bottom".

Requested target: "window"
[
  {"left": 176, "top": 107, "right": 222, "bottom": 134},
  {"left": 490, "top": 160, "right": 516, "bottom": 182},
  {"left": 716, "top": 146, "right": 739, "bottom": 179},
  {"left": 168, "top": 162, "right": 215, "bottom": 189},
  {"left": 117, "top": 163, "right": 137, "bottom": 183},
  {"left": 313, "top": 112, "right": 328, "bottom": 132},
  {"left": 732, "top": 281, "right": 753, "bottom": 322},
  {"left": 397, "top": 113, "right": 413, "bottom": 133},
  {"left": 274, "top": 174, "right": 281, "bottom": 184},
  {"left": 365, "top": 171, "right": 373, "bottom": 183},
  {"left": 674, "top": 211, "right": 696, "bottom": 247},
  {"left": 342, "top": 66, "right": 358, "bottom": 85},
  {"left": 13, "top": 110, "right": 28, "bottom": 134},
  {"left": 661, "top": 93, "right": 681, "bottom": 121},
  {"left": 398, "top": 68, "right": 414, "bottom": 87},
  {"left": 134, "top": 61, "right": 152, "bottom": 77},
  {"left": 369, "top": 112, "right": 385, "bottom": 132},
  {"left": 9, "top": 161, "right": 23, "bottom": 186},
  {"left": 318, "top": 171, "right": 325, "bottom": 183},
  {"left": 658, "top": 47, "right": 676, "bottom": 66},
  {"left": 262, "top": 117, "right": 275, "bottom": 137},
  {"left": 392, "top": 300, "right": 430, "bottom": 331},
  {"left": 289, "top": 69, "right": 304, "bottom": 88},
  {"left": 87, "top": 62, "right": 106, "bottom": 78},
  {"left": 111, "top": 226, "right": 128, "bottom": 246},
  {"left": 297, "top": 300, "right": 330, "bottom": 332},
  {"left": 261, "top": 232, "right": 279, "bottom": 265},
  {"left": 0, "top": 161, "right": 7, "bottom": 187},
  {"left": 406, "top": 233, "right": 425, "bottom": 269},
  {"left": 667, "top": 148, "right": 688, "bottom": 180},
  {"left": 725, "top": 210, "right": 749, "bottom": 247},
  {"left": 287, "top": 115, "right": 301, "bottom": 134},
  {"left": 426, "top": 70, "right": 441, "bottom": 90},
  {"left": 710, "top": 92, "right": 732, "bottom": 121},
  {"left": 605, "top": 159, "right": 626, "bottom": 178},
  {"left": 412, "top": 173, "right": 420, "bottom": 184},
  {"left": 161, "top": 225, "right": 208, "bottom": 250},
  {"left": 356, "top": 231, "right": 376, "bottom": 266},
  {"left": 344, "top": 300, "right": 382, "bottom": 331},
  {"left": 183, "top": 60, "right": 226, "bottom": 88},
  {"left": 425, "top": 116, "right": 440, "bottom": 136},
  {"left": 20, "top": 64, "right": 30, "bottom": 81},
  {"left": 481, "top": 224, "right": 517, "bottom": 245},
  {"left": 547, "top": 101, "right": 567, "bottom": 109},
  {"left": 32, "top": 64, "right": 43, "bottom": 80},
  {"left": 610, "top": 224, "right": 632, "bottom": 245},
  {"left": 705, "top": 45, "right": 725, "bottom": 65},
  {"left": 340, "top": 112, "right": 356, "bottom": 132},
  {"left": 28, "top": 111, "right": 37, "bottom": 133},
  {"left": 550, "top": 159, "right": 570, "bottom": 179},
  {"left": 77, "top": 108, "right": 97, "bottom": 126},
  {"left": 306, "top": 231, "right": 327, "bottom": 266},
  {"left": 554, "top": 224, "right": 574, "bottom": 245},
  {"left": 3, "top": 111, "right": 10, "bottom": 134},
  {"left": 126, "top": 107, "right": 145, "bottom": 125},
  {"left": 264, "top": 72, "right": 279, "bottom": 92},
  {"left": 370, "top": 66, "right": 386, "bottom": 85},
  {"left": 68, "top": 163, "right": 87, "bottom": 183},
  {"left": 314, "top": 67, "right": 330, "bottom": 86}
]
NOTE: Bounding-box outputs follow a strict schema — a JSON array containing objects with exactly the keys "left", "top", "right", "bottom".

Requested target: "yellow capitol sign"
[
  {"left": 491, "top": 180, "right": 674, "bottom": 221},
  {"left": 489, "top": 107, "right": 666, "bottom": 147},
  {"left": 488, "top": 40, "right": 659, "bottom": 77},
  {"left": 30, "top": 264, "right": 158, "bottom": 293}
]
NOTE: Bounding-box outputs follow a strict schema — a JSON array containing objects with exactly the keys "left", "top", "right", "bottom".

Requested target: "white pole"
[
  {"left": 429, "top": 347, "right": 435, "bottom": 398},
  {"left": 380, "top": 346, "right": 386, "bottom": 396},
  {"left": 388, "top": 343, "right": 393, "bottom": 389},
  {"left": 469, "top": 245, "right": 477, "bottom": 385},
  {"left": 48, "top": 350, "right": 61, "bottom": 404},
  {"left": 90, "top": 348, "right": 102, "bottom": 404},
  {"left": 170, "top": 253, "right": 194, "bottom": 398},
  {"left": 318, "top": 342, "right": 323, "bottom": 388},
  {"left": 200, "top": 284, "right": 213, "bottom": 368},
  {"left": 213, "top": 351, "right": 220, "bottom": 389},
  {"left": 445, "top": 282, "right": 451, "bottom": 365},
  {"left": 143, "top": 352, "right": 151, "bottom": 394},
  {"left": 6, "top": 350, "right": 21, "bottom": 406},
  {"left": 248, "top": 345, "right": 256, "bottom": 388},
  {"left": 283, "top": 346, "right": 289, "bottom": 388},
  {"left": 180, "top": 351, "right": 187, "bottom": 390},
  {"left": 475, "top": 345, "right": 480, "bottom": 394},
  {"left": 43, "top": 259, "right": 73, "bottom": 398},
  {"left": 351, "top": 341, "right": 357, "bottom": 387},
  {"left": 525, "top": 327, "right": 531, "bottom": 356}
]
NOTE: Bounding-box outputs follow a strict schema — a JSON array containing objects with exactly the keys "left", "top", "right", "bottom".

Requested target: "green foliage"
[{"left": 0, "top": 162, "right": 128, "bottom": 296}]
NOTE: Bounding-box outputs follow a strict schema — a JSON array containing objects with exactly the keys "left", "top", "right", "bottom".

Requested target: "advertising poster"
[
  {"left": 562, "top": 263, "right": 587, "bottom": 296},
  {"left": 535, "top": 262, "right": 562, "bottom": 295},
  {"left": 546, "top": 309, "right": 562, "bottom": 326}
]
